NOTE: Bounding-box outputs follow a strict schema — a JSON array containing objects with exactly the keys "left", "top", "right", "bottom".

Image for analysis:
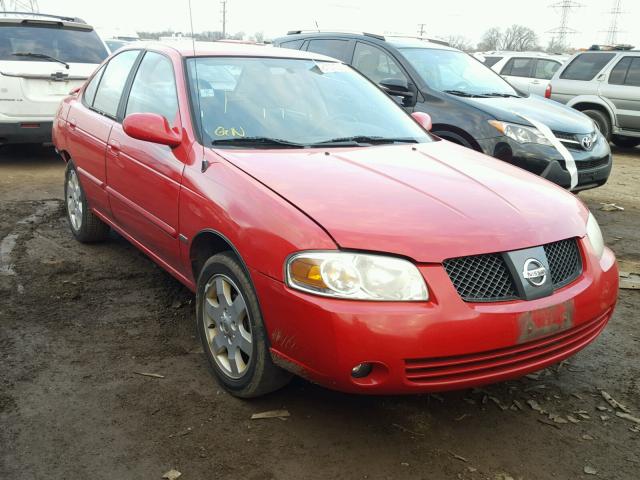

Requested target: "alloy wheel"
[{"left": 67, "top": 169, "right": 83, "bottom": 231}]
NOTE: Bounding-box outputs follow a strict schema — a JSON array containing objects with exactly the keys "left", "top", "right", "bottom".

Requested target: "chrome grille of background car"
[
  {"left": 559, "top": 157, "right": 609, "bottom": 171},
  {"left": 443, "top": 238, "right": 582, "bottom": 302},
  {"left": 552, "top": 130, "right": 597, "bottom": 151}
]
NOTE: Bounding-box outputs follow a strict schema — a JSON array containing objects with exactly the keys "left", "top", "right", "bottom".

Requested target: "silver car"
[
  {"left": 548, "top": 49, "right": 640, "bottom": 149},
  {"left": 480, "top": 51, "right": 568, "bottom": 97}
]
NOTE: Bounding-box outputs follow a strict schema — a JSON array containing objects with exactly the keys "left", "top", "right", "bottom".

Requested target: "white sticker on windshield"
[
  {"left": 200, "top": 88, "right": 215, "bottom": 98},
  {"left": 314, "top": 62, "right": 349, "bottom": 74}
]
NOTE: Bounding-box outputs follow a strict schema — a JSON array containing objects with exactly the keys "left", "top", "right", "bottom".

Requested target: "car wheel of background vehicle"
[
  {"left": 432, "top": 130, "right": 474, "bottom": 149},
  {"left": 64, "top": 161, "right": 110, "bottom": 243},
  {"left": 583, "top": 109, "right": 611, "bottom": 141},
  {"left": 611, "top": 135, "right": 640, "bottom": 149},
  {"left": 196, "top": 252, "right": 291, "bottom": 398}
]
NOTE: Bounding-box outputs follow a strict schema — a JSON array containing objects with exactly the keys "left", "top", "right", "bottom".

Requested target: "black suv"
[{"left": 274, "top": 32, "right": 612, "bottom": 191}]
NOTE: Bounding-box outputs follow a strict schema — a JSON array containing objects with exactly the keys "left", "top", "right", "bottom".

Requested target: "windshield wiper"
[
  {"left": 12, "top": 52, "right": 69, "bottom": 69},
  {"left": 483, "top": 92, "right": 520, "bottom": 98},
  {"left": 443, "top": 90, "right": 489, "bottom": 98},
  {"left": 211, "top": 136, "right": 305, "bottom": 148},
  {"left": 311, "top": 136, "right": 418, "bottom": 147}
]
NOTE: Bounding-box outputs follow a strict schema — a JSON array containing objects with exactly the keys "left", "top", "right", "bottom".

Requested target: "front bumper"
[
  {"left": 477, "top": 135, "right": 612, "bottom": 191},
  {"left": 253, "top": 239, "right": 618, "bottom": 394},
  {"left": 0, "top": 121, "right": 53, "bottom": 145}
]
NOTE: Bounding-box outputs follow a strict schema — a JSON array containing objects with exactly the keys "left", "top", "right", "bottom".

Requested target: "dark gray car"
[
  {"left": 274, "top": 32, "right": 612, "bottom": 191},
  {"left": 548, "top": 49, "right": 640, "bottom": 149}
]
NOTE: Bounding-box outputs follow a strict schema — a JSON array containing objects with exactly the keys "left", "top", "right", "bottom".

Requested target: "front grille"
[
  {"left": 552, "top": 130, "right": 597, "bottom": 152},
  {"left": 543, "top": 238, "right": 582, "bottom": 288},
  {"left": 559, "top": 157, "right": 609, "bottom": 171},
  {"left": 443, "top": 255, "right": 517, "bottom": 302},
  {"left": 444, "top": 238, "right": 582, "bottom": 302},
  {"left": 403, "top": 308, "right": 611, "bottom": 386}
]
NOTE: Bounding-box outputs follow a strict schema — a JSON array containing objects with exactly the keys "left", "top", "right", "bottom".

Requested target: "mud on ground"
[{"left": 1, "top": 145, "right": 639, "bottom": 479}]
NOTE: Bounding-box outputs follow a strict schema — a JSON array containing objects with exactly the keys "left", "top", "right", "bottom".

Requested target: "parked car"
[
  {"left": 0, "top": 12, "right": 109, "bottom": 145},
  {"left": 104, "top": 39, "right": 129, "bottom": 53},
  {"left": 274, "top": 32, "right": 612, "bottom": 191},
  {"left": 547, "top": 48, "right": 640, "bottom": 149},
  {"left": 52, "top": 43, "right": 618, "bottom": 397},
  {"left": 479, "top": 51, "right": 568, "bottom": 97}
]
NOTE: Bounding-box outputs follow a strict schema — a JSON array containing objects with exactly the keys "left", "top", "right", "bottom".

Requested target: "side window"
[
  {"left": 279, "top": 39, "right": 304, "bottom": 50},
  {"left": 82, "top": 65, "right": 105, "bottom": 107},
  {"left": 534, "top": 60, "right": 561, "bottom": 80},
  {"left": 352, "top": 42, "right": 408, "bottom": 85},
  {"left": 560, "top": 53, "right": 615, "bottom": 81},
  {"left": 306, "top": 39, "right": 351, "bottom": 62},
  {"left": 501, "top": 58, "right": 534, "bottom": 77},
  {"left": 609, "top": 57, "right": 631, "bottom": 85},
  {"left": 93, "top": 50, "right": 139, "bottom": 117},
  {"left": 125, "top": 52, "right": 179, "bottom": 126},
  {"left": 625, "top": 58, "right": 640, "bottom": 86}
]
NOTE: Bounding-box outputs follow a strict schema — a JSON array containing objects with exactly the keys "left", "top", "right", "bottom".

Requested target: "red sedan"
[{"left": 52, "top": 43, "right": 618, "bottom": 397}]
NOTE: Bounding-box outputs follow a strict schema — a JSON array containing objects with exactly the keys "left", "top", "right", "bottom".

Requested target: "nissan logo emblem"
[{"left": 522, "top": 258, "right": 547, "bottom": 287}]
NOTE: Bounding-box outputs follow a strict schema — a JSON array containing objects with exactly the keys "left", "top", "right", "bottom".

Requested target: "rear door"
[
  {"left": 530, "top": 59, "right": 562, "bottom": 96},
  {"left": 551, "top": 52, "right": 617, "bottom": 104},
  {"left": 65, "top": 49, "right": 141, "bottom": 217},
  {"left": 499, "top": 57, "right": 535, "bottom": 93},
  {"left": 106, "top": 50, "right": 185, "bottom": 270},
  {"left": 599, "top": 55, "right": 640, "bottom": 130}
]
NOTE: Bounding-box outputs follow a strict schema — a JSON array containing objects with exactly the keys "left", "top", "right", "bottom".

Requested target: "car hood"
[
  {"left": 458, "top": 94, "right": 594, "bottom": 134},
  {"left": 216, "top": 141, "right": 588, "bottom": 263}
]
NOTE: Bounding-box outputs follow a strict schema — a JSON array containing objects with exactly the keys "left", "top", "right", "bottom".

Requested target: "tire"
[
  {"left": 196, "top": 252, "right": 291, "bottom": 398},
  {"left": 612, "top": 135, "right": 640, "bottom": 149},
  {"left": 582, "top": 109, "right": 611, "bottom": 141},
  {"left": 64, "top": 161, "right": 110, "bottom": 243}
]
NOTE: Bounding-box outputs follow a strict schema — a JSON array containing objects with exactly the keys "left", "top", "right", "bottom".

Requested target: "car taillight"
[{"left": 544, "top": 84, "right": 552, "bottom": 99}]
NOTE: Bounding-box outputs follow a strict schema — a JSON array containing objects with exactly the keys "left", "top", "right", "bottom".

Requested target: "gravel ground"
[{"left": 1, "top": 144, "right": 639, "bottom": 480}]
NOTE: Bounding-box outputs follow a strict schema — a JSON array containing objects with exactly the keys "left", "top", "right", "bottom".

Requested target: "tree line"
[{"left": 447, "top": 24, "right": 569, "bottom": 53}]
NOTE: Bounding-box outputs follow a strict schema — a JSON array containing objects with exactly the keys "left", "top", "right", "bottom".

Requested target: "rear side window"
[
  {"left": 483, "top": 56, "right": 502, "bottom": 67},
  {"left": 82, "top": 66, "right": 105, "bottom": 107},
  {"left": 306, "top": 39, "right": 351, "bottom": 61},
  {"left": 279, "top": 39, "right": 304, "bottom": 50},
  {"left": 625, "top": 58, "right": 640, "bottom": 86},
  {"left": 125, "top": 52, "right": 179, "bottom": 126},
  {"left": 609, "top": 57, "right": 631, "bottom": 85},
  {"left": 501, "top": 58, "right": 534, "bottom": 77},
  {"left": 534, "top": 59, "right": 561, "bottom": 80},
  {"left": 560, "top": 53, "right": 615, "bottom": 81},
  {"left": 92, "top": 50, "right": 139, "bottom": 118},
  {"left": 0, "top": 24, "right": 108, "bottom": 63}
]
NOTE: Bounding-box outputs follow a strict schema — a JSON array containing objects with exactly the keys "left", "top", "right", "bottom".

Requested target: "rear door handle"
[{"left": 68, "top": 118, "right": 77, "bottom": 130}]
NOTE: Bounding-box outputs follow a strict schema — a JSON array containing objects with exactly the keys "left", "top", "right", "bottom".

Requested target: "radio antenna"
[{"left": 188, "top": 0, "right": 208, "bottom": 172}]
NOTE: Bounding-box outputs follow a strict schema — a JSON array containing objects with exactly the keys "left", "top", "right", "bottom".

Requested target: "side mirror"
[
  {"left": 379, "top": 77, "right": 414, "bottom": 98},
  {"left": 411, "top": 112, "right": 432, "bottom": 131},
  {"left": 123, "top": 113, "right": 181, "bottom": 147}
]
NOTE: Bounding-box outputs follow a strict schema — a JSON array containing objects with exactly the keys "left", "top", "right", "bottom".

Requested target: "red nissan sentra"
[{"left": 52, "top": 43, "right": 618, "bottom": 397}]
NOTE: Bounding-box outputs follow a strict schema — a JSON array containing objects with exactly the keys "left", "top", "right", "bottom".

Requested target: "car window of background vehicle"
[
  {"left": 560, "top": 52, "right": 615, "bottom": 81},
  {"left": 534, "top": 59, "right": 560, "bottom": 80},
  {"left": 501, "top": 58, "right": 534, "bottom": 77},
  {"left": 0, "top": 25, "right": 108, "bottom": 63},
  {"left": 353, "top": 42, "right": 408, "bottom": 85},
  {"left": 186, "top": 57, "right": 431, "bottom": 146},
  {"left": 483, "top": 56, "right": 503, "bottom": 67},
  {"left": 125, "top": 51, "right": 179, "bottom": 127},
  {"left": 400, "top": 48, "right": 518, "bottom": 96},
  {"left": 306, "top": 39, "right": 351, "bottom": 62},
  {"left": 92, "top": 50, "right": 140, "bottom": 118},
  {"left": 624, "top": 58, "right": 640, "bottom": 86}
]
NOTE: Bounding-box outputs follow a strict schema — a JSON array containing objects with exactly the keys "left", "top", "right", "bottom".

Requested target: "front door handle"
[{"left": 107, "top": 140, "right": 121, "bottom": 156}]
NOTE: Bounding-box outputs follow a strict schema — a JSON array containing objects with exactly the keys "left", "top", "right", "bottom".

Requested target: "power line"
[
  {"left": 548, "top": 0, "right": 582, "bottom": 46},
  {"left": 221, "top": 0, "right": 227, "bottom": 39},
  {"left": 604, "top": 0, "right": 624, "bottom": 44}
]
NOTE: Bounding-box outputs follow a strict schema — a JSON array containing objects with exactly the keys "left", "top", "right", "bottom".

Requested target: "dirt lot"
[{"left": 1, "top": 144, "right": 639, "bottom": 480}]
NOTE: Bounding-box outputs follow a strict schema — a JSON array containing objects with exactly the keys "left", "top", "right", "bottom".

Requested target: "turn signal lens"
[{"left": 288, "top": 257, "right": 327, "bottom": 290}]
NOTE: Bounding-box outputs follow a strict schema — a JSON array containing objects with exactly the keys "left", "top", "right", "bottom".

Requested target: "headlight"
[
  {"left": 586, "top": 212, "right": 605, "bottom": 259},
  {"left": 286, "top": 251, "right": 428, "bottom": 301},
  {"left": 488, "top": 120, "right": 552, "bottom": 146}
]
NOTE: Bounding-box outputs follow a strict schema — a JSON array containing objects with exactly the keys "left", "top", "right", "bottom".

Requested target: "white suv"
[
  {"left": 478, "top": 51, "right": 568, "bottom": 97},
  {"left": 0, "top": 12, "right": 108, "bottom": 145}
]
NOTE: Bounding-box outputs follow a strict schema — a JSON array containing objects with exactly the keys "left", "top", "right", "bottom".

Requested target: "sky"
[{"left": 37, "top": 0, "right": 639, "bottom": 49}]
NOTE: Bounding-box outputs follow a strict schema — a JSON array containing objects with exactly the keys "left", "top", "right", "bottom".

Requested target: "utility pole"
[
  {"left": 605, "top": 0, "right": 623, "bottom": 44},
  {"left": 221, "top": 0, "right": 227, "bottom": 39},
  {"left": 548, "top": 0, "right": 582, "bottom": 46},
  {"left": 417, "top": 23, "right": 426, "bottom": 38}
]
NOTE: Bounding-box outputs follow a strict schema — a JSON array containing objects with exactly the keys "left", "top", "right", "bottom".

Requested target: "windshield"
[
  {"left": 399, "top": 48, "right": 519, "bottom": 97},
  {"left": 0, "top": 25, "right": 108, "bottom": 64},
  {"left": 186, "top": 56, "right": 431, "bottom": 147}
]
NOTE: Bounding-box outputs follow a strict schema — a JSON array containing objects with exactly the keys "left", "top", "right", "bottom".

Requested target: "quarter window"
[
  {"left": 560, "top": 53, "right": 615, "bottom": 81},
  {"left": 306, "top": 39, "right": 351, "bottom": 62},
  {"left": 279, "top": 39, "right": 304, "bottom": 50},
  {"left": 608, "top": 57, "right": 631, "bottom": 85},
  {"left": 353, "top": 42, "right": 408, "bottom": 85},
  {"left": 125, "top": 52, "right": 179, "bottom": 126},
  {"left": 92, "top": 50, "right": 139, "bottom": 118},
  {"left": 501, "top": 58, "right": 534, "bottom": 77},
  {"left": 82, "top": 65, "right": 105, "bottom": 107},
  {"left": 534, "top": 59, "right": 561, "bottom": 80},
  {"left": 624, "top": 58, "right": 640, "bottom": 87}
]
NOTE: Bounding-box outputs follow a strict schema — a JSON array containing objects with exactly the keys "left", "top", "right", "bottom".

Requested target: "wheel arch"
[
  {"left": 567, "top": 97, "right": 615, "bottom": 126},
  {"left": 430, "top": 124, "right": 483, "bottom": 151},
  {"left": 190, "top": 229, "right": 251, "bottom": 283}
]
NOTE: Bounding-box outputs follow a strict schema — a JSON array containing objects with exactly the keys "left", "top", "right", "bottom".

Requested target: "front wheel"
[
  {"left": 65, "top": 161, "right": 110, "bottom": 243},
  {"left": 612, "top": 135, "right": 640, "bottom": 149},
  {"left": 582, "top": 109, "right": 611, "bottom": 141},
  {"left": 196, "top": 252, "right": 291, "bottom": 398}
]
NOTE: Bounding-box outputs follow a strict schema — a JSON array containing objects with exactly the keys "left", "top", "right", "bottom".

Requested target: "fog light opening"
[{"left": 351, "top": 363, "right": 373, "bottom": 378}]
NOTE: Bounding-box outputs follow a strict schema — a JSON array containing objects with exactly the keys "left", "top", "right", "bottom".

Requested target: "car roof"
[
  {"left": 275, "top": 31, "right": 457, "bottom": 52},
  {"left": 0, "top": 11, "right": 91, "bottom": 30},
  {"left": 121, "top": 40, "right": 340, "bottom": 62},
  {"left": 482, "top": 51, "right": 566, "bottom": 58}
]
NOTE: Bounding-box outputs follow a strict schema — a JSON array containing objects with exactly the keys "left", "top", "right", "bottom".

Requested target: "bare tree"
[
  {"left": 546, "top": 36, "right": 568, "bottom": 53},
  {"left": 477, "top": 27, "right": 502, "bottom": 51},
  {"left": 477, "top": 25, "right": 540, "bottom": 52},
  {"left": 447, "top": 35, "right": 473, "bottom": 52}
]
